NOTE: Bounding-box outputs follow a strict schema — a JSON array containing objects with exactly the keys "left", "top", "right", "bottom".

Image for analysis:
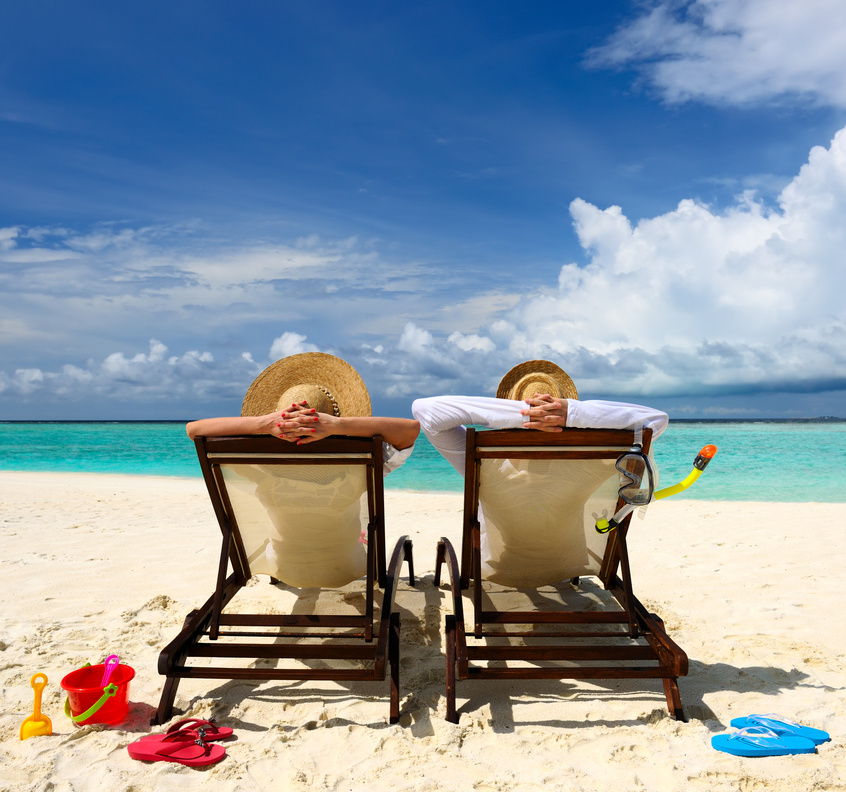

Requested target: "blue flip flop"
[
  {"left": 730, "top": 714, "right": 831, "bottom": 745},
  {"left": 711, "top": 726, "right": 817, "bottom": 757}
]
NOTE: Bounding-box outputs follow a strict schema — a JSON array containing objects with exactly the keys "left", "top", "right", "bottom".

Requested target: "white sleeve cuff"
[{"left": 383, "top": 441, "right": 414, "bottom": 476}]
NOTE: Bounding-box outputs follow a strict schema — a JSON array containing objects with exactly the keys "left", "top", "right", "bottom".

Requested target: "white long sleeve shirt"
[{"left": 411, "top": 395, "right": 669, "bottom": 475}]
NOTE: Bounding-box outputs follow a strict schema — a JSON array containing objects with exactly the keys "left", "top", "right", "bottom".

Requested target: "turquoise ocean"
[{"left": 1, "top": 421, "right": 844, "bottom": 502}]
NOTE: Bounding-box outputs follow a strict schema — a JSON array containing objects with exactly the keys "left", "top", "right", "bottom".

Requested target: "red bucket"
[{"left": 61, "top": 663, "right": 135, "bottom": 725}]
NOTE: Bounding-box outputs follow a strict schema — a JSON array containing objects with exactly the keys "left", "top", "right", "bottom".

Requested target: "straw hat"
[
  {"left": 241, "top": 353, "right": 372, "bottom": 417},
  {"left": 496, "top": 359, "right": 578, "bottom": 401}
]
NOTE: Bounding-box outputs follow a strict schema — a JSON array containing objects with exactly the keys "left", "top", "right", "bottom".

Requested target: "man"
[
  {"left": 411, "top": 359, "right": 668, "bottom": 475},
  {"left": 413, "top": 359, "right": 669, "bottom": 587}
]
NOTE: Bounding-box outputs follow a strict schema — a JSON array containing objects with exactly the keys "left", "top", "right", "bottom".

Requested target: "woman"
[
  {"left": 186, "top": 352, "right": 419, "bottom": 472},
  {"left": 186, "top": 353, "right": 419, "bottom": 587}
]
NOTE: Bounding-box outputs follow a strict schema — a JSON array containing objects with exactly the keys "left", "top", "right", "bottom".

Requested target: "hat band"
[{"left": 316, "top": 385, "right": 341, "bottom": 417}]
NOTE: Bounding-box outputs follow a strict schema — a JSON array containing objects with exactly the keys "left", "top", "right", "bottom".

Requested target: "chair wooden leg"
[
  {"left": 152, "top": 675, "right": 180, "bottom": 726},
  {"left": 389, "top": 611, "right": 401, "bottom": 724},
  {"left": 663, "top": 677, "right": 686, "bottom": 721},
  {"left": 403, "top": 538, "right": 415, "bottom": 586},
  {"left": 445, "top": 615, "right": 458, "bottom": 724}
]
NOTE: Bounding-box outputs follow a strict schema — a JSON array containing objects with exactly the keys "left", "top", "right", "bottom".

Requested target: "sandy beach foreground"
[{"left": 2, "top": 471, "right": 844, "bottom": 791}]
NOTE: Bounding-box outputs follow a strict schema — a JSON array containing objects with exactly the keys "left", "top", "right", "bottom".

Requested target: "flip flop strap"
[
  {"left": 730, "top": 726, "right": 781, "bottom": 747},
  {"left": 155, "top": 730, "right": 211, "bottom": 759},
  {"left": 167, "top": 717, "right": 222, "bottom": 737},
  {"left": 747, "top": 713, "right": 801, "bottom": 732}
]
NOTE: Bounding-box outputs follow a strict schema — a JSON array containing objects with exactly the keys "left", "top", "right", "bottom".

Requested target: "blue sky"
[{"left": 2, "top": 0, "right": 845, "bottom": 419}]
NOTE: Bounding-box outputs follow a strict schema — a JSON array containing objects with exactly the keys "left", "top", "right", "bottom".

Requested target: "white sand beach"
[{"left": 2, "top": 471, "right": 844, "bottom": 791}]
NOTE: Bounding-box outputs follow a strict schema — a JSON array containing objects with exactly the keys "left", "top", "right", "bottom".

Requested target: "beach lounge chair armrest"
[
  {"left": 374, "top": 536, "right": 413, "bottom": 677},
  {"left": 434, "top": 538, "right": 466, "bottom": 627}
]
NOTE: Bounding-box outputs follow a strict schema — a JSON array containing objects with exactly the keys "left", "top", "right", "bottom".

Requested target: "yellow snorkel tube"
[
  {"left": 653, "top": 444, "right": 718, "bottom": 500},
  {"left": 595, "top": 444, "right": 718, "bottom": 533}
]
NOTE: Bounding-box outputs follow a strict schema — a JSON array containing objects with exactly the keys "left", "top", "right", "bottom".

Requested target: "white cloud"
[
  {"left": 101, "top": 340, "right": 169, "bottom": 379},
  {"left": 447, "top": 331, "right": 496, "bottom": 353},
  {"left": 12, "top": 368, "right": 44, "bottom": 395},
  {"left": 0, "top": 339, "right": 258, "bottom": 407},
  {"left": 0, "top": 226, "right": 20, "bottom": 251},
  {"left": 269, "top": 332, "right": 319, "bottom": 359},
  {"left": 510, "top": 129, "right": 846, "bottom": 393},
  {"left": 397, "top": 323, "right": 436, "bottom": 356},
  {"left": 0, "top": 225, "right": 434, "bottom": 328},
  {"left": 589, "top": 0, "right": 846, "bottom": 108},
  {"left": 0, "top": 226, "right": 81, "bottom": 263}
]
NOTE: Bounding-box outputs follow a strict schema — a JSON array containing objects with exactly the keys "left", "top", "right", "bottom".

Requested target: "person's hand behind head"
[
  {"left": 524, "top": 393, "right": 559, "bottom": 406},
  {"left": 275, "top": 400, "right": 320, "bottom": 442},
  {"left": 520, "top": 393, "right": 568, "bottom": 432},
  {"left": 287, "top": 411, "right": 342, "bottom": 444},
  {"left": 281, "top": 399, "right": 315, "bottom": 418}
]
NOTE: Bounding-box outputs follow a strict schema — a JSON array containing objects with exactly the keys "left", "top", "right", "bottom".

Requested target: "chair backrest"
[
  {"left": 466, "top": 427, "right": 653, "bottom": 587},
  {"left": 194, "top": 435, "right": 385, "bottom": 589}
]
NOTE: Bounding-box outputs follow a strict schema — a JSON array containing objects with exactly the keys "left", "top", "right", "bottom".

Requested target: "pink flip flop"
[
  {"left": 138, "top": 718, "right": 234, "bottom": 742},
  {"left": 127, "top": 728, "right": 226, "bottom": 767}
]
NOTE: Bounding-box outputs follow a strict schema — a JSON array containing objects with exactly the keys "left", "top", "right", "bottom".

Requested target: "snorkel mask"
[{"left": 595, "top": 445, "right": 654, "bottom": 534}]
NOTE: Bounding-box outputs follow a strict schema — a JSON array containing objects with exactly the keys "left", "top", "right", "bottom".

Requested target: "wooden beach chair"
[
  {"left": 154, "top": 434, "right": 414, "bottom": 724},
  {"left": 434, "top": 427, "right": 687, "bottom": 723}
]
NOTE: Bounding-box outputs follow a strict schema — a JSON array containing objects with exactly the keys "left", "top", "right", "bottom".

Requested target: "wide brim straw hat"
[
  {"left": 241, "top": 352, "right": 372, "bottom": 417},
  {"left": 496, "top": 359, "right": 578, "bottom": 401}
]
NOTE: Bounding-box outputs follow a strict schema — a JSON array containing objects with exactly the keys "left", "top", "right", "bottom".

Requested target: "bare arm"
[
  {"left": 186, "top": 402, "right": 318, "bottom": 440},
  {"left": 186, "top": 414, "right": 278, "bottom": 439},
  {"left": 187, "top": 406, "right": 419, "bottom": 450}
]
